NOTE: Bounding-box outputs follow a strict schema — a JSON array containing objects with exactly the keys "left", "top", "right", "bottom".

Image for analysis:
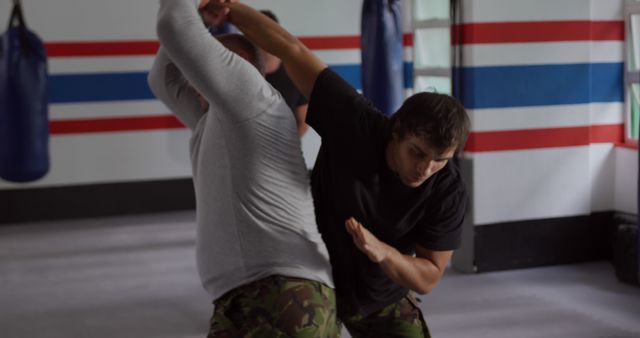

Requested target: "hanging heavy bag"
[{"left": 0, "top": 0, "right": 49, "bottom": 182}]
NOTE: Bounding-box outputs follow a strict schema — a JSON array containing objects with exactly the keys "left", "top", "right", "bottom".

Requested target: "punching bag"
[
  {"left": 0, "top": 1, "right": 50, "bottom": 182},
  {"left": 361, "top": 0, "right": 404, "bottom": 116}
]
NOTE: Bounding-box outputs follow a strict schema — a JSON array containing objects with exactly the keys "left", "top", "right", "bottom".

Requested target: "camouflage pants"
[
  {"left": 341, "top": 293, "right": 431, "bottom": 338},
  {"left": 208, "top": 275, "right": 340, "bottom": 338}
]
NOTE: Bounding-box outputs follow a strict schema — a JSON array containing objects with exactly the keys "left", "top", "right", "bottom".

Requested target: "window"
[
  {"left": 625, "top": 0, "right": 640, "bottom": 143},
  {"left": 412, "top": 0, "right": 454, "bottom": 95}
]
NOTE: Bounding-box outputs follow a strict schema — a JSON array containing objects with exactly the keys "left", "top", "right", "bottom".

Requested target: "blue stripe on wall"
[
  {"left": 48, "top": 64, "right": 415, "bottom": 104},
  {"left": 329, "top": 63, "right": 414, "bottom": 92},
  {"left": 455, "top": 63, "right": 623, "bottom": 109},
  {"left": 49, "top": 73, "right": 155, "bottom": 103}
]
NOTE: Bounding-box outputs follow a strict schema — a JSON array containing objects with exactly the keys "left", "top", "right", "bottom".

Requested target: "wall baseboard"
[
  {"left": 0, "top": 179, "right": 195, "bottom": 225},
  {"left": 473, "top": 212, "right": 623, "bottom": 272}
]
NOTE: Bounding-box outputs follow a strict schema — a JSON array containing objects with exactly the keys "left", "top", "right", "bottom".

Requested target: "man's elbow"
[
  {"left": 412, "top": 278, "right": 440, "bottom": 295},
  {"left": 413, "top": 285, "right": 433, "bottom": 295},
  {"left": 156, "top": 14, "right": 180, "bottom": 46}
]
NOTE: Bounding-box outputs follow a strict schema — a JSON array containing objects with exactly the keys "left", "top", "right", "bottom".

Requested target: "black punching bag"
[{"left": 0, "top": 1, "right": 49, "bottom": 182}]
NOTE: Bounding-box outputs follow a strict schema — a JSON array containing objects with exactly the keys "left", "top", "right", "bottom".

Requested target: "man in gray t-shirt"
[{"left": 147, "top": 0, "right": 338, "bottom": 336}]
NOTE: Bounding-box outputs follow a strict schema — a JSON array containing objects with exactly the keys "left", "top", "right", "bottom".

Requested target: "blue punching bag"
[
  {"left": 361, "top": 0, "right": 404, "bottom": 116},
  {"left": 0, "top": 1, "right": 50, "bottom": 182}
]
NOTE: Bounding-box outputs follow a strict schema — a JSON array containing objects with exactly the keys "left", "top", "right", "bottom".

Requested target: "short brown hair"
[
  {"left": 260, "top": 10, "right": 279, "bottom": 23},
  {"left": 215, "top": 34, "right": 265, "bottom": 75},
  {"left": 390, "top": 92, "right": 470, "bottom": 153}
]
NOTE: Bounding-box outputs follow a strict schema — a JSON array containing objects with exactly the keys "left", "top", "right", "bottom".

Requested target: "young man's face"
[{"left": 387, "top": 134, "right": 456, "bottom": 188}]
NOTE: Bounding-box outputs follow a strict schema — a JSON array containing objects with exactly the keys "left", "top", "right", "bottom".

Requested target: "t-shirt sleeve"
[
  {"left": 295, "top": 91, "right": 308, "bottom": 107},
  {"left": 415, "top": 169, "right": 468, "bottom": 251},
  {"left": 306, "top": 68, "right": 382, "bottom": 138}
]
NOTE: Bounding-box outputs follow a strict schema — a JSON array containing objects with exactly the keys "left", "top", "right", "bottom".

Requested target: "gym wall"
[
  {"left": 452, "top": 0, "right": 639, "bottom": 272},
  {"left": 0, "top": 0, "right": 637, "bottom": 274},
  {"left": 0, "top": 0, "right": 414, "bottom": 222}
]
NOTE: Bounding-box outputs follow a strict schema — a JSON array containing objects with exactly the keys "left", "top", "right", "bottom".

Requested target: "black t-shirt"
[
  {"left": 307, "top": 68, "right": 467, "bottom": 316},
  {"left": 266, "top": 65, "right": 308, "bottom": 112}
]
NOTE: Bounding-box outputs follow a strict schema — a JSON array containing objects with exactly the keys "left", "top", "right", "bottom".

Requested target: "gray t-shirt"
[{"left": 148, "top": 0, "right": 333, "bottom": 301}]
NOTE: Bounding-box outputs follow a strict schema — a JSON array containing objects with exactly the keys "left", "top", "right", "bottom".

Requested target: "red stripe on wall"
[
  {"left": 45, "top": 34, "right": 414, "bottom": 57},
  {"left": 47, "top": 41, "right": 161, "bottom": 57},
  {"left": 50, "top": 116, "right": 185, "bottom": 134},
  {"left": 298, "top": 36, "right": 361, "bottom": 50},
  {"left": 591, "top": 124, "right": 625, "bottom": 143},
  {"left": 453, "top": 20, "right": 624, "bottom": 44},
  {"left": 50, "top": 115, "right": 624, "bottom": 153},
  {"left": 464, "top": 124, "right": 624, "bottom": 152}
]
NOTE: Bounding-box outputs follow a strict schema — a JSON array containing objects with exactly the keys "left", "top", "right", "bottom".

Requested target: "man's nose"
[{"left": 418, "top": 160, "right": 434, "bottom": 175}]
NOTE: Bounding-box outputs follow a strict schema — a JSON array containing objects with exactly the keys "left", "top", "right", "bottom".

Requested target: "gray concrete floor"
[{"left": 1, "top": 211, "right": 639, "bottom": 338}]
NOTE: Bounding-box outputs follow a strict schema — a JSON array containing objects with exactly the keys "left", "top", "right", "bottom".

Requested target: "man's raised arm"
[
  {"left": 148, "top": 48, "right": 206, "bottom": 130},
  {"left": 219, "top": 2, "right": 327, "bottom": 99}
]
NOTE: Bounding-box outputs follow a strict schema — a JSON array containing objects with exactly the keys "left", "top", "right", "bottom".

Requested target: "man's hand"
[
  {"left": 198, "top": 0, "right": 238, "bottom": 27},
  {"left": 345, "top": 217, "right": 391, "bottom": 263}
]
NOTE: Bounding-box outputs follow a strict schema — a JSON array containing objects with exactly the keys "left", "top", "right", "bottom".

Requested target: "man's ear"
[
  {"left": 390, "top": 122, "right": 402, "bottom": 142},
  {"left": 236, "top": 50, "right": 251, "bottom": 63}
]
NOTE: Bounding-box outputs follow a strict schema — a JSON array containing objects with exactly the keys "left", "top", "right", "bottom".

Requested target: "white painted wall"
[
  {"left": 0, "top": 0, "right": 413, "bottom": 189},
  {"left": 468, "top": 148, "right": 592, "bottom": 225},
  {"left": 461, "top": 0, "right": 635, "bottom": 227},
  {"left": 0, "top": 0, "right": 635, "bottom": 224}
]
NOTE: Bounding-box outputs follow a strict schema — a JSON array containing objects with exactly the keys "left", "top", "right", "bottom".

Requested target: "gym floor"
[{"left": 1, "top": 211, "right": 639, "bottom": 338}]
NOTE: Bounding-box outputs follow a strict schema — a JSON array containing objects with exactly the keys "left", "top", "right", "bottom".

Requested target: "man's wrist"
[{"left": 376, "top": 242, "right": 395, "bottom": 264}]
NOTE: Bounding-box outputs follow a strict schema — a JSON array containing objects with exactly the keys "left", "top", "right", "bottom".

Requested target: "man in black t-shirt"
[{"left": 217, "top": 1, "right": 470, "bottom": 337}]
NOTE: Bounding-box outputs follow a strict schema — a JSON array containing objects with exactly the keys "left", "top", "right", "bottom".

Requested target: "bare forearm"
[
  {"left": 378, "top": 246, "right": 444, "bottom": 294},
  {"left": 346, "top": 217, "right": 451, "bottom": 295},
  {"left": 226, "top": 3, "right": 298, "bottom": 60},
  {"left": 225, "top": 3, "right": 325, "bottom": 98}
]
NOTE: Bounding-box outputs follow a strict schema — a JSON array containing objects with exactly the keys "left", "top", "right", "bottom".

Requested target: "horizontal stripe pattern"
[
  {"left": 43, "top": 35, "right": 414, "bottom": 134},
  {"left": 461, "top": 0, "right": 624, "bottom": 23},
  {"left": 49, "top": 56, "right": 156, "bottom": 74},
  {"left": 454, "top": 8, "right": 631, "bottom": 151},
  {"left": 44, "top": 34, "right": 414, "bottom": 58},
  {"left": 49, "top": 72, "right": 154, "bottom": 103},
  {"left": 453, "top": 21, "right": 624, "bottom": 44},
  {"left": 469, "top": 103, "right": 624, "bottom": 132},
  {"left": 46, "top": 41, "right": 160, "bottom": 57},
  {"left": 456, "top": 63, "right": 623, "bottom": 109},
  {"left": 42, "top": 24, "right": 629, "bottom": 152},
  {"left": 50, "top": 101, "right": 171, "bottom": 120},
  {"left": 462, "top": 41, "right": 623, "bottom": 67},
  {"left": 48, "top": 63, "right": 415, "bottom": 104},
  {"left": 50, "top": 116, "right": 184, "bottom": 134},
  {"left": 465, "top": 124, "right": 624, "bottom": 152}
]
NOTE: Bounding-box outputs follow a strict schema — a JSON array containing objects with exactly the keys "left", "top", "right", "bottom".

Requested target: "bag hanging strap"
[
  {"left": 8, "top": 0, "right": 27, "bottom": 29},
  {"left": 6, "top": 0, "right": 33, "bottom": 56}
]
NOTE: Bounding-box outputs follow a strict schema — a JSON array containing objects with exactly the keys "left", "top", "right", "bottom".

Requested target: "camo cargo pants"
[
  {"left": 208, "top": 275, "right": 340, "bottom": 338},
  {"left": 341, "top": 293, "right": 431, "bottom": 338}
]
